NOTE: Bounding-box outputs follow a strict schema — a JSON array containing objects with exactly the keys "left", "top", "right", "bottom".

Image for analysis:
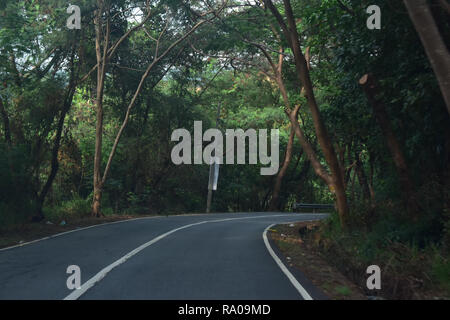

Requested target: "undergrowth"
[{"left": 309, "top": 203, "right": 450, "bottom": 299}]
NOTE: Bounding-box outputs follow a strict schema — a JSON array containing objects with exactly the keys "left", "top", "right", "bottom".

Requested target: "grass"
[
  {"left": 334, "top": 286, "right": 352, "bottom": 297},
  {"left": 269, "top": 222, "right": 367, "bottom": 300},
  {"left": 431, "top": 254, "right": 450, "bottom": 294}
]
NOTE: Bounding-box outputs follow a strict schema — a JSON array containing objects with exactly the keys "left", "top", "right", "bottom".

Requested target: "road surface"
[{"left": 0, "top": 212, "right": 328, "bottom": 300}]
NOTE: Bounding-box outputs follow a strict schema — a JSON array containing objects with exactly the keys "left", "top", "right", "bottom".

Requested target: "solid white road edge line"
[
  {"left": 263, "top": 223, "right": 313, "bottom": 300},
  {"left": 63, "top": 214, "right": 298, "bottom": 300}
]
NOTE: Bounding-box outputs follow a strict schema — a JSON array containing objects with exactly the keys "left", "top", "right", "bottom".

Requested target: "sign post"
[{"left": 206, "top": 103, "right": 221, "bottom": 213}]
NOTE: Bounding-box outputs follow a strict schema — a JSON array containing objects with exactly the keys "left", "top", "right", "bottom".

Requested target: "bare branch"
[
  {"left": 336, "top": 0, "right": 355, "bottom": 16},
  {"left": 101, "top": 10, "right": 221, "bottom": 184},
  {"left": 79, "top": 8, "right": 153, "bottom": 84}
]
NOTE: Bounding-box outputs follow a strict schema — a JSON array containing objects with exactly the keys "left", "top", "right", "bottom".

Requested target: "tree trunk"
[
  {"left": 275, "top": 71, "right": 332, "bottom": 187},
  {"left": 355, "top": 152, "right": 371, "bottom": 202},
  {"left": 403, "top": 0, "right": 450, "bottom": 115},
  {"left": 35, "top": 43, "right": 79, "bottom": 221},
  {"left": 92, "top": 2, "right": 108, "bottom": 217},
  {"left": 269, "top": 127, "right": 295, "bottom": 210},
  {"left": 359, "top": 73, "right": 420, "bottom": 218},
  {"left": 276, "top": 60, "right": 342, "bottom": 216},
  {"left": 36, "top": 83, "right": 77, "bottom": 221},
  {"left": 336, "top": 143, "right": 348, "bottom": 189},
  {"left": 368, "top": 151, "right": 376, "bottom": 203}
]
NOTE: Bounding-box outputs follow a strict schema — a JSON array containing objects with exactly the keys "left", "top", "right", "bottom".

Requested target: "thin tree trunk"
[
  {"left": 275, "top": 71, "right": 332, "bottom": 187},
  {"left": 36, "top": 87, "right": 76, "bottom": 220},
  {"left": 360, "top": 73, "right": 420, "bottom": 218},
  {"left": 33, "top": 39, "right": 80, "bottom": 221},
  {"left": 351, "top": 165, "right": 357, "bottom": 203},
  {"left": 368, "top": 150, "right": 376, "bottom": 203},
  {"left": 33, "top": 56, "right": 76, "bottom": 221},
  {"left": 256, "top": 34, "right": 336, "bottom": 214},
  {"left": 92, "top": 2, "right": 109, "bottom": 217},
  {"left": 403, "top": 0, "right": 450, "bottom": 114},
  {"left": 267, "top": 45, "right": 333, "bottom": 187},
  {"left": 355, "top": 152, "right": 371, "bottom": 202},
  {"left": 269, "top": 127, "right": 295, "bottom": 210}
]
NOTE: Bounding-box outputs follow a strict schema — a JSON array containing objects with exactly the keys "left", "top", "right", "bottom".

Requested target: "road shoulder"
[{"left": 268, "top": 221, "right": 367, "bottom": 300}]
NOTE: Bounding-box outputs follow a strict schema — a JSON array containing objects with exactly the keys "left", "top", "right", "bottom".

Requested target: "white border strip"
[
  {"left": 64, "top": 214, "right": 295, "bottom": 300},
  {"left": 0, "top": 212, "right": 254, "bottom": 252},
  {"left": 0, "top": 217, "right": 157, "bottom": 252},
  {"left": 263, "top": 223, "right": 313, "bottom": 300}
]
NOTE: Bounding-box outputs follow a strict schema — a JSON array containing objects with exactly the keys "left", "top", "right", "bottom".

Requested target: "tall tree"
[
  {"left": 91, "top": 0, "right": 225, "bottom": 216},
  {"left": 264, "top": 0, "right": 349, "bottom": 227},
  {"left": 0, "top": 0, "right": 88, "bottom": 221}
]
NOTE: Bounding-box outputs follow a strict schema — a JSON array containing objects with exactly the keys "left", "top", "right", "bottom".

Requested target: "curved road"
[{"left": 0, "top": 212, "right": 327, "bottom": 300}]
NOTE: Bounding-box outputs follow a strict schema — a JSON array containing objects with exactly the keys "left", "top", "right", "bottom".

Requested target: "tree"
[
  {"left": 264, "top": 0, "right": 349, "bottom": 227},
  {"left": 90, "top": 0, "right": 225, "bottom": 216},
  {"left": 0, "top": 0, "right": 85, "bottom": 221}
]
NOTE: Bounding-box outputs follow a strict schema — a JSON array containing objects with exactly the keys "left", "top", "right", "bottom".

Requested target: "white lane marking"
[
  {"left": 0, "top": 212, "right": 271, "bottom": 252},
  {"left": 0, "top": 217, "right": 159, "bottom": 252},
  {"left": 263, "top": 223, "right": 313, "bottom": 300},
  {"left": 63, "top": 214, "right": 306, "bottom": 300}
]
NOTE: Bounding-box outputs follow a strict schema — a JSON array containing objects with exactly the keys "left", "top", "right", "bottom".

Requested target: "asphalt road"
[{"left": 0, "top": 212, "right": 328, "bottom": 300}]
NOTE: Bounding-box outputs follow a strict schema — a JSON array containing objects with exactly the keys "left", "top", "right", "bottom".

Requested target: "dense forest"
[{"left": 0, "top": 0, "right": 449, "bottom": 297}]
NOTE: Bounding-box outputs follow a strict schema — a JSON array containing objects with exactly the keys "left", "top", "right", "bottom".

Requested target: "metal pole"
[
  {"left": 206, "top": 103, "right": 221, "bottom": 213},
  {"left": 206, "top": 188, "right": 213, "bottom": 213}
]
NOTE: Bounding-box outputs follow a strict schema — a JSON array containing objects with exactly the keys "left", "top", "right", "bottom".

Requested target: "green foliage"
[
  {"left": 316, "top": 204, "right": 449, "bottom": 298},
  {"left": 334, "top": 285, "right": 351, "bottom": 297},
  {"left": 431, "top": 254, "right": 450, "bottom": 295},
  {"left": 44, "top": 196, "right": 91, "bottom": 222},
  {"left": 0, "top": 143, "right": 38, "bottom": 225}
]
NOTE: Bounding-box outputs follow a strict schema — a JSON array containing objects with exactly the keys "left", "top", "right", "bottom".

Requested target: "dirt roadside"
[{"left": 268, "top": 221, "right": 369, "bottom": 300}]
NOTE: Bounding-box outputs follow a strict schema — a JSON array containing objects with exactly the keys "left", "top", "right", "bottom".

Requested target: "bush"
[
  {"left": 312, "top": 204, "right": 450, "bottom": 299},
  {"left": 44, "top": 196, "right": 91, "bottom": 222},
  {"left": 0, "top": 143, "right": 39, "bottom": 225}
]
